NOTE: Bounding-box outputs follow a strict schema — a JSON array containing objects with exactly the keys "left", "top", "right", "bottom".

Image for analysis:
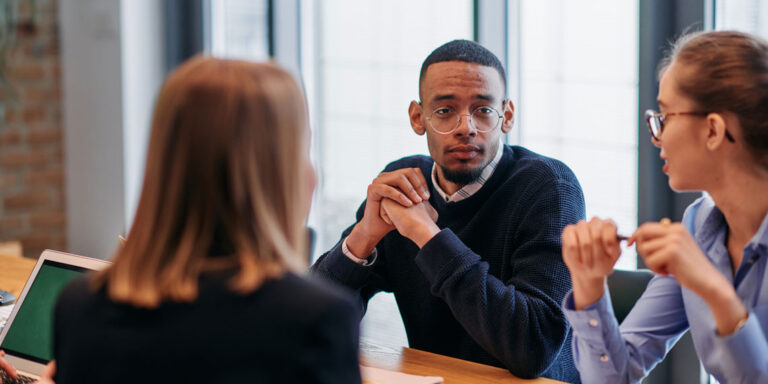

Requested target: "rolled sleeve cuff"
[
  {"left": 710, "top": 312, "right": 768, "bottom": 378},
  {"left": 563, "top": 289, "right": 619, "bottom": 344},
  {"left": 341, "top": 237, "right": 377, "bottom": 266},
  {"left": 320, "top": 240, "right": 376, "bottom": 287},
  {"left": 562, "top": 289, "right": 626, "bottom": 377}
]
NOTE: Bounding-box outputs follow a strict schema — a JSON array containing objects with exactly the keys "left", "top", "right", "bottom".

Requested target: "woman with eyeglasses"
[
  {"left": 560, "top": 31, "right": 768, "bottom": 383},
  {"left": 47, "top": 57, "right": 362, "bottom": 384}
]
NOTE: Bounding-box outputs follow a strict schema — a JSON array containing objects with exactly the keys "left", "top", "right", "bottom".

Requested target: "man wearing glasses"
[{"left": 313, "top": 40, "right": 584, "bottom": 383}]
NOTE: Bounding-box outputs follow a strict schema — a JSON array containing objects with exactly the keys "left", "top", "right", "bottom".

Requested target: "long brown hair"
[
  {"left": 661, "top": 30, "right": 768, "bottom": 168},
  {"left": 97, "top": 57, "right": 310, "bottom": 308}
]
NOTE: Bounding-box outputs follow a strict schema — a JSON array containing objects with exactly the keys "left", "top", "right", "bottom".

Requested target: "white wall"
[
  {"left": 59, "top": 0, "right": 164, "bottom": 259},
  {"left": 121, "top": 0, "right": 166, "bottom": 231},
  {"left": 60, "top": 0, "right": 124, "bottom": 259}
]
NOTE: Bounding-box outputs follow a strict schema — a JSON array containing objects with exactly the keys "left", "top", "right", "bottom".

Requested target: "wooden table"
[
  {"left": 0, "top": 253, "right": 36, "bottom": 297},
  {"left": 360, "top": 340, "right": 566, "bottom": 384}
]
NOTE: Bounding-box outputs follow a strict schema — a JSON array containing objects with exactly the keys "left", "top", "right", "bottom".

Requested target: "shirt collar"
[
  {"left": 696, "top": 201, "right": 768, "bottom": 278},
  {"left": 430, "top": 144, "right": 504, "bottom": 203},
  {"left": 749, "top": 209, "right": 768, "bottom": 251},
  {"left": 698, "top": 202, "right": 768, "bottom": 252}
]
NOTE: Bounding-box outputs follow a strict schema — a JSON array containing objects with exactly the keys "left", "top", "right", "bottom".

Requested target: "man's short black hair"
[{"left": 418, "top": 39, "right": 507, "bottom": 100}]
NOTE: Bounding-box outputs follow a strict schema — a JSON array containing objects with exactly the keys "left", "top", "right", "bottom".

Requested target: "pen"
[{"left": 616, "top": 218, "right": 670, "bottom": 242}]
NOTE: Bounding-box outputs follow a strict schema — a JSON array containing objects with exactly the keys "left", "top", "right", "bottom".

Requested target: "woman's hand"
[
  {"left": 0, "top": 351, "right": 55, "bottom": 384},
  {"left": 629, "top": 220, "right": 717, "bottom": 292},
  {"left": 630, "top": 220, "right": 748, "bottom": 335},
  {"left": 0, "top": 350, "right": 18, "bottom": 381},
  {"left": 562, "top": 218, "right": 622, "bottom": 309},
  {"left": 35, "top": 361, "right": 55, "bottom": 384}
]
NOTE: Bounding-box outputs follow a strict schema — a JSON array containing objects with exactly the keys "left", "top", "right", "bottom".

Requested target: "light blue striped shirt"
[{"left": 563, "top": 195, "right": 768, "bottom": 383}]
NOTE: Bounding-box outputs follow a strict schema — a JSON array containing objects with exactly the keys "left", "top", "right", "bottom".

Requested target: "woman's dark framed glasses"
[{"left": 644, "top": 109, "right": 735, "bottom": 142}]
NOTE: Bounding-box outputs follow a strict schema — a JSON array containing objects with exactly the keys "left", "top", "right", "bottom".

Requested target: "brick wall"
[{"left": 0, "top": 0, "right": 65, "bottom": 258}]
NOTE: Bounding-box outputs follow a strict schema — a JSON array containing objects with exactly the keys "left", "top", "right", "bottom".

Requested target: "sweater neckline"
[{"left": 429, "top": 146, "right": 514, "bottom": 212}]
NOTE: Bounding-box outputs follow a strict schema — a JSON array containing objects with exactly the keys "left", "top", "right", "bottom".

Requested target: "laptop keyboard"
[{"left": 0, "top": 370, "right": 36, "bottom": 384}]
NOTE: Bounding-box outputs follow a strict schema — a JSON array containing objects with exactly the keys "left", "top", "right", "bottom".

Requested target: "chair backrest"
[{"left": 606, "top": 269, "right": 654, "bottom": 324}]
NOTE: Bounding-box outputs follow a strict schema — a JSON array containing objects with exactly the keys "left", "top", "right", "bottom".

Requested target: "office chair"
[{"left": 607, "top": 269, "right": 654, "bottom": 324}]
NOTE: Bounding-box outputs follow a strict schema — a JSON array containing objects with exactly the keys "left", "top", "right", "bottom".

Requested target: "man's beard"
[{"left": 440, "top": 165, "right": 484, "bottom": 186}]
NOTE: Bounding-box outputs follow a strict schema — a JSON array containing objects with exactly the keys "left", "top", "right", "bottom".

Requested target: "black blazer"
[{"left": 53, "top": 272, "right": 361, "bottom": 384}]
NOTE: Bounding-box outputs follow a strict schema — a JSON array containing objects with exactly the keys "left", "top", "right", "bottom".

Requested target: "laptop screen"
[{"left": 0, "top": 260, "right": 88, "bottom": 364}]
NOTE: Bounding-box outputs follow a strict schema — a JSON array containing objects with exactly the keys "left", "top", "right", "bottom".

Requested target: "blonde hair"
[{"left": 97, "top": 57, "right": 310, "bottom": 308}]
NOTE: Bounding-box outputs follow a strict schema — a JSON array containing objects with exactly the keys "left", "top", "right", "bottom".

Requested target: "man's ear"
[
  {"left": 705, "top": 112, "right": 729, "bottom": 150},
  {"left": 410, "top": 100, "right": 426, "bottom": 136},
  {"left": 501, "top": 99, "right": 515, "bottom": 134}
]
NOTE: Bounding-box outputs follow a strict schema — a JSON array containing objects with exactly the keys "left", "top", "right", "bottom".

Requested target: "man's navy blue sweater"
[{"left": 313, "top": 145, "right": 585, "bottom": 383}]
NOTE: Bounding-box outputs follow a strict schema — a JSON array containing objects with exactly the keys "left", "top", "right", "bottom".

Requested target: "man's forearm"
[
  {"left": 415, "top": 230, "right": 569, "bottom": 378},
  {"left": 345, "top": 223, "right": 385, "bottom": 258},
  {"left": 397, "top": 220, "right": 440, "bottom": 248}
]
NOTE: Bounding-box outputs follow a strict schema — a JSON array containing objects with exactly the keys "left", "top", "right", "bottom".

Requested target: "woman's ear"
[
  {"left": 410, "top": 101, "right": 427, "bottom": 136},
  {"left": 705, "top": 112, "right": 729, "bottom": 150}
]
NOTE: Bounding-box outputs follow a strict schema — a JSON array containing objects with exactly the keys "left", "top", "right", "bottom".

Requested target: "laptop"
[{"left": 0, "top": 250, "right": 110, "bottom": 381}]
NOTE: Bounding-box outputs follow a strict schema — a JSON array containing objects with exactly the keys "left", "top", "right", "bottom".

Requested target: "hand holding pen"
[
  {"left": 616, "top": 218, "right": 670, "bottom": 242},
  {"left": 562, "top": 217, "right": 624, "bottom": 308},
  {"left": 562, "top": 217, "right": 671, "bottom": 309},
  {"left": 628, "top": 217, "right": 716, "bottom": 286}
]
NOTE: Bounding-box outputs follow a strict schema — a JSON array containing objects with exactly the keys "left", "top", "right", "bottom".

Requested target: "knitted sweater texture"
[{"left": 312, "top": 145, "right": 585, "bottom": 382}]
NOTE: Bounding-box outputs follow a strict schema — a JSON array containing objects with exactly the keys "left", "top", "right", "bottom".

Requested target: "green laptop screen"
[{"left": 1, "top": 260, "right": 87, "bottom": 364}]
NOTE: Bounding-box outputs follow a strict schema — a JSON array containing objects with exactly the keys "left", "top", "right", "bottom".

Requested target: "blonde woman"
[
  {"left": 50, "top": 58, "right": 361, "bottom": 383},
  {"left": 561, "top": 31, "right": 768, "bottom": 383}
]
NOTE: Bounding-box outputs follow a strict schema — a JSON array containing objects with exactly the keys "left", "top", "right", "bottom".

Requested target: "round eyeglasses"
[
  {"left": 425, "top": 105, "right": 503, "bottom": 134},
  {"left": 644, "top": 109, "right": 735, "bottom": 142}
]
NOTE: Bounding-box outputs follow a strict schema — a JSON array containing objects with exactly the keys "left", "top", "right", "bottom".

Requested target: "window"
[
  {"left": 208, "top": 0, "right": 269, "bottom": 61},
  {"left": 301, "top": 0, "right": 474, "bottom": 348},
  {"left": 303, "top": 0, "right": 474, "bottom": 257},
  {"left": 511, "top": 0, "right": 640, "bottom": 269},
  {"left": 208, "top": 0, "right": 643, "bottom": 349},
  {"left": 715, "top": 0, "right": 768, "bottom": 37}
]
